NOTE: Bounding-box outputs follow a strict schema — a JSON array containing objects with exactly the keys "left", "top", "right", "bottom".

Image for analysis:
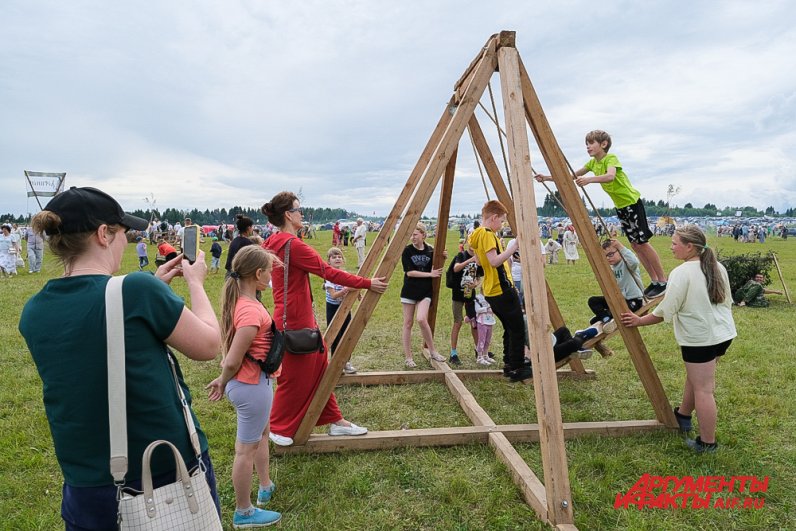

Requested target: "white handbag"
[{"left": 105, "top": 276, "right": 223, "bottom": 530}]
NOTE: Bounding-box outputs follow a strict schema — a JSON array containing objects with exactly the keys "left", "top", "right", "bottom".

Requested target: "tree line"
[{"left": 3, "top": 197, "right": 795, "bottom": 225}]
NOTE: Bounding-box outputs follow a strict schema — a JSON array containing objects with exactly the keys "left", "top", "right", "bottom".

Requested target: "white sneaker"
[
  {"left": 577, "top": 349, "right": 594, "bottom": 360},
  {"left": 485, "top": 357, "right": 497, "bottom": 365},
  {"left": 602, "top": 320, "right": 618, "bottom": 334},
  {"left": 268, "top": 432, "right": 294, "bottom": 446},
  {"left": 344, "top": 362, "right": 357, "bottom": 374},
  {"left": 329, "top": 422, "right": 368, "bottom": 436},
  {"left": 429, "top": 352, "right": 446, "bottom": 362},
  {"left": 476, "top": 357, "right": 491, "bottom": 366}
]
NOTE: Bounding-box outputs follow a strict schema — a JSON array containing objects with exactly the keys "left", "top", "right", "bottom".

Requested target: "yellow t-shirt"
[
  {"left": 469, "top": 227, "right": 513, "bottom": 297},
  {"left": 584, "top": 153, "right": 641, "bottom": 209}
]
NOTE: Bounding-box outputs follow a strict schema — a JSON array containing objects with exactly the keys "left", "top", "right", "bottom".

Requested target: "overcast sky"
[{"left": 2, "top": 1, "right": 795, "bottom": 219}]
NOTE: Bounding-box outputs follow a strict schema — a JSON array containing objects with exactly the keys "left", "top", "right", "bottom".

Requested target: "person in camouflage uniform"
[{"left": 733, "top": 273, "right": 783, "bottom": 307}]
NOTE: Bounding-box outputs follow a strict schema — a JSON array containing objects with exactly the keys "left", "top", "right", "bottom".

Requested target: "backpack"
[{"left": 445, "top": 258, "right": 457, "bottom": 289}]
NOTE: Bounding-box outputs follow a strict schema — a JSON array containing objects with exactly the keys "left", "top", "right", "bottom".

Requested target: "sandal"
[
  {"left": 429, "top": 352, "right": 446, "bottom": 362},
  {"left": 405, "top": 359, "right": 417, "bottom": 368}
]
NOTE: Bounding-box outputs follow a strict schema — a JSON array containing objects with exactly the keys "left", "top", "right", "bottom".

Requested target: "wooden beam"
[
  {"left": 273, "top": 420, "right": 668, "bottom": 454},
  {"left": 770, "top": 251, "right": 792, "bottom": 303},
  {"left": 453, "top": 31, "right": 514, "bottom": 98},
  {"left": 517, "top": 56, "right": 677, "bottom": 431},
  {"left": 499, "top": 46, "right": 574, "bottom": 527},
  {"left": 489, "top": 432, "right": 548, "bottom": 522},
  {"left": 292, "top": 42, "right": 499, "bottom": 445},
  {"left": 335, "top": 368, "right": 596, "bottom": 386},
  {"left": 428, "top": 148, "right": 457, "bottom": 335}
]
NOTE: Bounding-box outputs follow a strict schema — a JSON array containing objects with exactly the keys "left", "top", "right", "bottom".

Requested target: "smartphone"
[{"left": 182, "top": 225, "right": 200, "bottom": 264}]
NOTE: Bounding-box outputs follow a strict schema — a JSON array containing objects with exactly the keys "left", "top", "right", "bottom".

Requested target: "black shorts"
[
  {"left": 616, "top": 199, "right": 654, "bottom": 244},
  {"left": 464, "top": 298, "right": 476, "bottom": 321},
  {"left": 680, "top": 339, "right": 732, "bottom": 364}
]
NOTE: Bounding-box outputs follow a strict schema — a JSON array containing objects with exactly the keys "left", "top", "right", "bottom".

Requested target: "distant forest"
[{"left": 2, "top": 194, "right": 795, "bottom": 225}]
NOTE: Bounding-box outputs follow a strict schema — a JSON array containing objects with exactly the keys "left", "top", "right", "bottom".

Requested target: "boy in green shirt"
[{"left": 537, "top": 130, "right": 667, "bottom": 298}]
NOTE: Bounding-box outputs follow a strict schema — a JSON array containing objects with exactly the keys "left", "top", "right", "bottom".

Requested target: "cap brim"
[{"left": 121, "top": 214, "right": 149, "bottom": 231}]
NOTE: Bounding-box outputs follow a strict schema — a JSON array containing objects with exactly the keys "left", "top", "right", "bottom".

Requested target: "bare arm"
[
  {"left": 205, "top": 326, "right": 257, "bottom": 401},
  {"left": 620, "top": 312, "right": 663, "bottom": 327},
  {"left": 406, "top": 268, "right": 442, "bottom": 278},
  {"left": 453, "top": 255, "right": 477, "bottom": 272},
  {"left": 486, "top": 239, "right": 517, "bottom": 268},
  {"left": 576, "top": 166, "right": 615, "bottom": 186}
]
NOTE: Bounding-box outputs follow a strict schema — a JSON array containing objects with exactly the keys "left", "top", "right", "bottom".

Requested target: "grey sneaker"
[{"left": 344, "top": 362, "right": 357, "bottom": 374}]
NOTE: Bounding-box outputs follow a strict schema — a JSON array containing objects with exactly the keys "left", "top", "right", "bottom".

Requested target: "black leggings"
[
  {"left": 326, "top": 301, "right": 352, "bottom": 355},
  {"left": 587, "top": 296, "right": 643, "bottom": 324}
]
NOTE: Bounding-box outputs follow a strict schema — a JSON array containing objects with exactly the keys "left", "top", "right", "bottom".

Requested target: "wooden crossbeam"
[
  {"left": 272, "top": 420, "right": 667, "bottom": 455},
  {"left": 336, "top": 368, "right": 596, "bottom": 387}
]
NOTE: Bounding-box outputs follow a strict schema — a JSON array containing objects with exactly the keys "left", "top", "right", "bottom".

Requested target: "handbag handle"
[
  {"left": 140, "top": 440, "right": 200, "bottom": 517},
  {"left": 106, "top": 275, "right": 203, "bottom": 485}
]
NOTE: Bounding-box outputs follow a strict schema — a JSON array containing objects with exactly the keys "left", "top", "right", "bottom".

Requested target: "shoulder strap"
[
  {"left": 105, "top": 275, "right": 128, "bottom": 483},
  {"left": 106, "top": 275, "right": 202, "bottom": 485}
]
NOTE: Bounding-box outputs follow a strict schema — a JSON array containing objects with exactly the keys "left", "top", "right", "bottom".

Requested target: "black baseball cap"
[{"left": 44, "top": 187, "right": 149, "bottom": 235}]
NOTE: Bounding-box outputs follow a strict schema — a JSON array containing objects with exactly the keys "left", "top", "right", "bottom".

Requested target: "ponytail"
[
  {"left": 219, "top": 246, "right": 279, "bottom": 356},
  {"left": 675, "top": 225, "right": 726, "bottom": 304}
]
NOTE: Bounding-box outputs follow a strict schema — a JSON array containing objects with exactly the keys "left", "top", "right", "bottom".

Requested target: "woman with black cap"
[{"left": 18, "top": 187, "right": 223, "bottom": 530}]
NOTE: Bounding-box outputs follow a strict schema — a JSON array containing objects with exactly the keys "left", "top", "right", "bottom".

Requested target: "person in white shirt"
[
  {"left": 621, "top": 225, "right": 735, "bottom": 454},
  {"left": 352, "top": 218, "right": 368, "bottom": 268}
]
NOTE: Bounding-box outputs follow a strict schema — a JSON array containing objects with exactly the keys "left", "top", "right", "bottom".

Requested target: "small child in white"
[{"left": 472, "top": 293, "right": 497, "bottom": 366}]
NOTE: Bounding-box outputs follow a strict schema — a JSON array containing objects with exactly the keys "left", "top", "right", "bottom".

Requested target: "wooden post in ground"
[
  {"left": 498, "top": 46, "right": 574, "bottom": 527},
  {"left": 517, "top": 57, "right": 677, "bottom": 429},
  {"left": 770, "top": 251, "right": 792, "bottom": 303},
  {"left": 292, "top": 41, "right": 499, "bottom": 445},
  {"left": 428, "top": 149, "right": 457, "bottom": 336}
]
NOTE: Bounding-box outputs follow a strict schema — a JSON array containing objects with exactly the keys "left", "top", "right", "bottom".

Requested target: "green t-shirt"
[
  {"left": 19, "top": 272, "right": 209, "bottom": 487},
  {"left": 584, "top": 153, "right": 640, "bottom": 209}
]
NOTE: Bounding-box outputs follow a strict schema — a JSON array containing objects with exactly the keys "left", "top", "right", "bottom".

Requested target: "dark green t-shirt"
[{"left": 19, "top": 272, "right": 209, "bottom": 487}]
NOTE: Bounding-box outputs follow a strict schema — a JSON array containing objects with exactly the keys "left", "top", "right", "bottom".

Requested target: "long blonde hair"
[
  {"left": 220, "top": 246, "right": 279, "bottom": 356},
  {"left": 675, "top": 224, "right": 726, "bottom": 304}
]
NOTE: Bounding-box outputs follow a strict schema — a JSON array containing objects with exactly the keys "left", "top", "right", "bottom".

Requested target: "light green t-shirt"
[
  {"left": 19, "top": 272, "right": 208, "bottom": 487},
  {"left": 584, "top": 153, "right": 640, "bottom": 209}
]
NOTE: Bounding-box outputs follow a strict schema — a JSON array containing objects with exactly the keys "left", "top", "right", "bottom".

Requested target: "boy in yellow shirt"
[
  {"left": 537, "top": 130, "right": 667, "bottom": 298},
  {"left": 468, "top": 200, "right": 531, "bottom": 382}
]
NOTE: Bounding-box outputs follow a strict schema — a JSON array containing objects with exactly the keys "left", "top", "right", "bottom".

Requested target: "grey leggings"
[{"left": 225, "top": 372, "right": 273, "bottom": 444}]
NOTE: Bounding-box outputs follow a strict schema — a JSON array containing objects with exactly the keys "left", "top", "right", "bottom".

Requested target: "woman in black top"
[
  {"left": 400, "top": 223, "right": 444, "bottom": 367},
  {"left": 225, "top": 214, "right": 255, "bottom": 276}
]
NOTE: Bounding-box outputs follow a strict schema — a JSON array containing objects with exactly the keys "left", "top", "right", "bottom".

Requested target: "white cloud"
[{"left": 2, "top": 0, "right": 795, "bottom": 219}]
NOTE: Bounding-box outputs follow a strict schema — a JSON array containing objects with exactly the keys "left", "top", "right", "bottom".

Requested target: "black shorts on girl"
[
  {"left": 680, "top": 339, "right": 732, "bottom": 364},
  {"left": 615, "top": 199, "right": 654, "bottom": 244}
]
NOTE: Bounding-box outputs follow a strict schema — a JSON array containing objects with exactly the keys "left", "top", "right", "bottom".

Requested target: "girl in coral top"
[
  {"left": 261, "top": 192, "right": 388, "bottom": 446},
  {"left": 206, "top": 246, "right": 281, "bottom": 528}
]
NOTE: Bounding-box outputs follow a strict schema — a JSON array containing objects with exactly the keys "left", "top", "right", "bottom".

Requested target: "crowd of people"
[{"left": 12, "top": 130, "right": 793, "bottom": 528}]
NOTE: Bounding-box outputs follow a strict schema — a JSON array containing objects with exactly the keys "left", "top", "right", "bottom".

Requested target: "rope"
[
  {"left": 466, "top": 126, "right": 491, "bottom": 200},
  {"left": 487, "top": 81, "right": 513, "bottom": 196}
]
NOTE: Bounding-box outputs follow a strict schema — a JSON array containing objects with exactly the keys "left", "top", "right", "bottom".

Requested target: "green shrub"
[{"left": 717, "top": 250, "right": 773, "bottom": 293}]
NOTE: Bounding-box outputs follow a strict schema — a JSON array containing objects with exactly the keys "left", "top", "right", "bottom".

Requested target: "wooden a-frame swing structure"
[{"left": 275, "top": 32, "right": 679, "bottom": 528}]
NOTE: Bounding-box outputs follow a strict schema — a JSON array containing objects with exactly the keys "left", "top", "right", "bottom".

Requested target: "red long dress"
[{"left": 263, "top": 232, "right": 371, "bottom": 438}]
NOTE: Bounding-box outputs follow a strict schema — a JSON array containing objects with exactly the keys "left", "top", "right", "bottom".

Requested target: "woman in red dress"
[{"left": 261, "top": 192, "right": 388, "bottom": 446}]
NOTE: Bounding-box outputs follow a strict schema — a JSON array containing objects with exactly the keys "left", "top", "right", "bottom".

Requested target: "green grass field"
[{"left": 1, "top": 230, "right": 794, "bottom": 530}]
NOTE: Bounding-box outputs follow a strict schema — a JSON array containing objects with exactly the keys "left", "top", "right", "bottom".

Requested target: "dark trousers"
[
  {"left": 485, "top": 288, "right": 526, "bottom": 369},
  {"left": 587, "top": 296, "right": 643, "bottom": 324},
  {"left": 326, "top": 301, "right": 352, "bottom": 355}
]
